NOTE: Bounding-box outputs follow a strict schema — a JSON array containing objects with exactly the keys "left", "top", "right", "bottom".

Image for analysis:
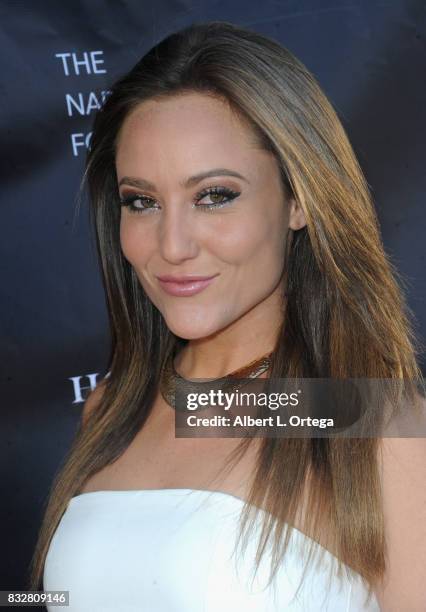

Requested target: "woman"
[{"left": 30, "top": 21, "right": 425, "bottom": 610}]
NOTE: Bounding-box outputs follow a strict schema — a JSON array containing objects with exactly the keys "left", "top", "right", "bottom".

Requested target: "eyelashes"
[{"left": 119, "top": 186, "right": 241, "bottom": 215}]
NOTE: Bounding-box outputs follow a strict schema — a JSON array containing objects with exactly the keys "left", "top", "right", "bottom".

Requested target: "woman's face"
[{"left": 115, "top": 92, "right": 306, "bottom": 340}]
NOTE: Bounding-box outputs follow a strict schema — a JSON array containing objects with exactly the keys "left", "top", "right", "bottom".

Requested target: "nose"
[{"left": 158, "top": 205, "right": 199, "bottom": 264}]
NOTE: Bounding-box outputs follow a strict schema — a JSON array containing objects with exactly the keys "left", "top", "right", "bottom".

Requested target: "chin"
[
  {"left": 161, "top": 311, "right": 224, "bottom": 341},
  {"left": 165, "top": 321, "right": 217, "bottom": 341}
]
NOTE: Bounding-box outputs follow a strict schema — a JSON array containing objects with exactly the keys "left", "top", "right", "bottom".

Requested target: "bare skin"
[{"left": 79, "top": 388, "right": 260, "bottom": 499}]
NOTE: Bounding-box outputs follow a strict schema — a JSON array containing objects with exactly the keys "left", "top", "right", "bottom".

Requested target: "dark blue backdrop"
[{"left": 1, "top": 0, "right": 425, "bottom": 593}]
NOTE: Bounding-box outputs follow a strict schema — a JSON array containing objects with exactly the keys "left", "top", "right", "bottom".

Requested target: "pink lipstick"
[{"left": 156, "top": 274, "right": 218, "bottom": 297}]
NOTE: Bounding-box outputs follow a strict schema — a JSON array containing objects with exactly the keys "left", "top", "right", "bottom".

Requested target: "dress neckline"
[
  {"left": 69, "top": 487, "right": 349, "bottom": 571},
  {"left": 71, "top": 487, "right": 246, "bottom": 505}
]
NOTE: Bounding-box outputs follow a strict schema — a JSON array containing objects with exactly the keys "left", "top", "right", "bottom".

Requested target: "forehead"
[{"left": 115, "top": 92, "right": 261, "bottom": 164}]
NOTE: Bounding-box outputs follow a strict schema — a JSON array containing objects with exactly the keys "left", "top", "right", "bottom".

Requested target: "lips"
[
  {"left": 157, "top": 274, "right": 217, "bottom": 282},
  {"left": 156, "top": 273, "right": 218, "bottom": 297}
]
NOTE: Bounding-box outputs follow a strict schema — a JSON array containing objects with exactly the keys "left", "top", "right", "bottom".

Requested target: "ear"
[{"left": 288, "top": 196, "right": 307, "bottom": 230}]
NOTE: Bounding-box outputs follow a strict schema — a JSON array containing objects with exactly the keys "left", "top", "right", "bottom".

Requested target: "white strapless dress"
[{"left": 43, "top": 488, "right": 381, "bottom": 611}]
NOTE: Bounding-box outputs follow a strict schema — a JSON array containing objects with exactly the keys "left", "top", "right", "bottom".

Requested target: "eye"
[
  {"left": 194, "top": 186, "right": 240, "bottom": 210},
  {"left": 119, "top": 186, "right": 241, "bottom": 215},
  {"left": 119, "top": 194, "right": 158, "bottom": 214}
]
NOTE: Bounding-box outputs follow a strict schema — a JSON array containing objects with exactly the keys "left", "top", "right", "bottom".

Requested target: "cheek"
[
  {"left": 212, "top": 209, "right": 286, "bottom": 270},
  {"left": 119, "top": 218, "right": 151, "bottom": 265}
]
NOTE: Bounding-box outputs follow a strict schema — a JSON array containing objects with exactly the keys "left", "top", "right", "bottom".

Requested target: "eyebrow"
[{"left": 118, "top": 168, "right": 249, "bottom": 191}]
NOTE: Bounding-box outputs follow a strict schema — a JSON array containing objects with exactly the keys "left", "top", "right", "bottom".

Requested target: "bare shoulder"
[
  {"left": 374, "top": 437, "right": 426, "bottom": 610},
  {"left": 81, "top": 378, "right": 108, "bottom": 427}
]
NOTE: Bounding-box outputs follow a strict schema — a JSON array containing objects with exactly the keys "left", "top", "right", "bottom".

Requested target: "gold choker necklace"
[{"left": 160, "top": 349, "right": 273, "bottom": 410}]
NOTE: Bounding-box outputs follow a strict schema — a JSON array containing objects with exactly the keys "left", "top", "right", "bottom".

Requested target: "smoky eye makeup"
[{"left": 119, "top": 185, "right": 241, "bottom": 215}]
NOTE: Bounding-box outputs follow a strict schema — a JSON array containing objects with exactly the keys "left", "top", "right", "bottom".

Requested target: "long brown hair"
[{"left": 29, "top": 21, "right": 424, "bottom": 601}]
